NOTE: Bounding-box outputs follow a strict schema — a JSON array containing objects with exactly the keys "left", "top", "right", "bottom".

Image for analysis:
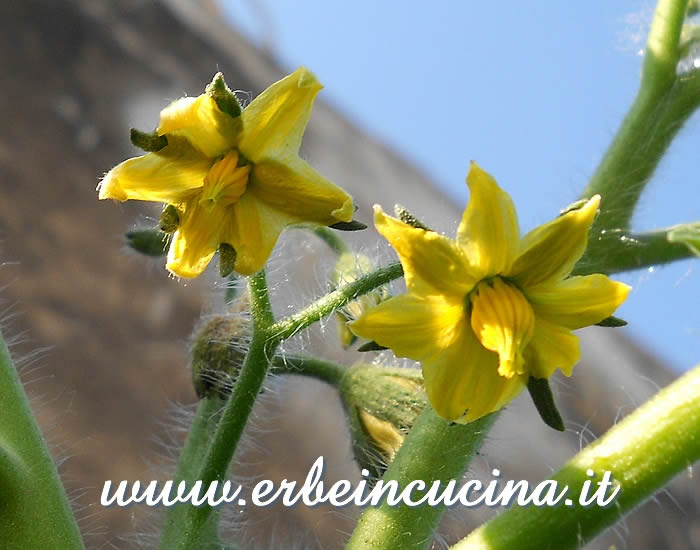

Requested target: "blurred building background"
[{"left": 0, "top": 0, "right": 698, "bottom": 548}]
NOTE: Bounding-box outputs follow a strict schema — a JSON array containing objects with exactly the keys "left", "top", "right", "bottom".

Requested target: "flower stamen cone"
[
  {"left": 350, "top": 162, "right": 631, "bottom": 423},
  {"left": 470, "top": 278, "right": 535, "bottom": 378},
  {"left": 200, "top": 151, "right": 250, "bottom": 208}
]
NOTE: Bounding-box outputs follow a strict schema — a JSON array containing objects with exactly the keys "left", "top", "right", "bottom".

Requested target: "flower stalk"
[
  {"left": 451, "top": 363, "right": 700, "bottom": 550},
  {"left": 271, "top": 262, "right": 403, "bottom": 342}
]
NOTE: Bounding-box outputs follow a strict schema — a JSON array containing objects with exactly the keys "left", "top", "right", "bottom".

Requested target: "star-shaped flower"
[
  {"left": 350, "top": 163, "right": 630, "bottom": 423},
  {"left": 98, "top": 68, "right": 353, "bottom": 277}
]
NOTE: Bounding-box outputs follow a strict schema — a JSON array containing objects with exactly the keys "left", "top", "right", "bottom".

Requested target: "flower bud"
[
  {"left": 191, "top": 314, "right": 250, "bottom": 399},
  {"left": 339, "top": 364, "right": 426, "bottom": 479},
  {"left": 332, "top": 253, "right": 389, "bottom": 348}
]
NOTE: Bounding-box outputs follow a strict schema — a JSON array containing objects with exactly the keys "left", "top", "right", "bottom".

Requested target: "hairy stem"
[
  {"left": 271, "top": 262, "right": 403, "bottom": 341},
  {"left": 0, "top": 328, "right": 84, "bottom": 549},
  {"left": 573, "top": 226, "right": 697, "bottom": 275},
  {"left": 270, "top": 354, "right": 346, "bottom": 386},
  {"left": 313, "top": 226, "right": 351, "bottom": 255},
  {"left": 581, "top": 0, "right": 688, "bottom": 234},
  {"left": 346, "top": 408, "right": 498, "bottom": 550},
  {"left": 160, "top": 270, "right": 276, "bottom": 549},
  {"left": 452, "top": 364, "right": 700, "bottom": 550}
]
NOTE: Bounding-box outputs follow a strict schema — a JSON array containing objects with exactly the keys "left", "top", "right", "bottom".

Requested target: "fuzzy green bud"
[
  {"left": 339, "top": 364, "right": 426, "bottom": 479},
  {"left": 191, "top": 315, "right": 250, "bottom": 399}
]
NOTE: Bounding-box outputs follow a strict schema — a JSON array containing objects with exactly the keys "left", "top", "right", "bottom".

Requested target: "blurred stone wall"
[{"left": 0, "top": 0, "right": 697, "bottom": 548}]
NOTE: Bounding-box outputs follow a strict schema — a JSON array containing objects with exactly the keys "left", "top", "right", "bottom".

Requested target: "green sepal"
[
  {"left": 526, "top": 376, "right": 565, "bottom": 432},
  {"left": 125, "top": 228, "right": 169, "bottom": 257},
  {"left": 329, "top": 220, "right": 368, "bottom": 231},
  {"left": 130, "top": 128, "right": 168, "bottom": 152},
  {"left": 596, "top": 315, "right": 628, "bottom": 327},
  {"left": 206, "top": 72, "right": 242, "bottom": 119},
  {"left": 218, "top": 243, "right": 237, "bottom": 277},
  {"left": 357, "top": 341, "right": 388, "bottom": 352},
  {"left": 558, "top": 199, "right": 589, "bottom": 216},
  {"left": 394, "top": 204, "right": 432, "bottom": 231},
  {"left": 159, "top": 204, "right": 180, "bottom": 233}
]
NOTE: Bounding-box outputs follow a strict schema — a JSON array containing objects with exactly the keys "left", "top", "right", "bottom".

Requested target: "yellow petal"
[
  {"left": 508, "top": 195, "right": 600, "bottom": 288},
  {"left": 469, "top": 278, "right": 535, "bottom": 378},
  {"left": 525, "top": 318, "right": 580, "bottom": 378},
  {"left": 422, "top": 325, "right": 526, "bottom": 422},
  {"left": 166, "top": 197, "right": 228, "bottom": 278},
  {"left": 221, "top": 193, "right": 296, "bottom": 275},
  {"left": 250, "top": 157, "right": 353, "bottom": 224},
  {"left": 526, "top": 275, "right": 631, "bottom": 330},
  {"left": 374, "top": 206, "right": 477, "bottom": 298},
  {"left": 457, "top": 162, "right": 520, "bottom": 278},
  {"left": 237, "top": 67, "right": 323, "bottom": 163},
  {"left": 349, "top": 293, "right": 465, "bottom": 361},
  {"left": 157, "top": 94, "right": 240, "bottom": 158},
  {"left": 98, "top": 145, "right": 211, "bottom": 203}
]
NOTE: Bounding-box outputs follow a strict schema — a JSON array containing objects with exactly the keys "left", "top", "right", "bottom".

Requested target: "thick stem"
[
  {"left": 573, "top": 227, "right": 696, "bottom": 275},
  {"left": 581, "top": 0, "right": 688, "bottom": 234},
  {"left": 346, "top": 408, "right": 498, "bottom": 550},
  {"left": 0, "top": 328, "right": 84, "bottom": 549},
  {"left": 159, "top": 270, "right": 277, "bottom": 550},
  {"left": 271, "top": 262, "right": 403, "bottom": 341},
  {"left": 451, "top": 364, "right": 700, "bottom": 550}
]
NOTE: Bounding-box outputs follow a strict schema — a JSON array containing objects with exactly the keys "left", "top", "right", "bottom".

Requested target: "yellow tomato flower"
[
  {"left": 350, "top": 163, "right": 630, "bottom": 423},
  {"left": 98, "top": 68, "right": 354, "bottom": 277}
]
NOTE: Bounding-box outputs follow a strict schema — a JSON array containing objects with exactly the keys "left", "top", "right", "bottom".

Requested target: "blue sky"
[{"left": 222, "top": 1, "right": 699, "bottom": 372}]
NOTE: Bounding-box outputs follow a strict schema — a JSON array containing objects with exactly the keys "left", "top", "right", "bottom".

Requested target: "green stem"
[
  {"left": 0, "top": 328, "right": 84, "bottom": 549},
  {"left": 271, "top": 262, "right": 403, "bottom": 341},
  {"left": 573, "top": 226, "right": 696, "bottom": 275},
  {"left": 159, "top": 270, "right": 277, "bottom": 550},
  {"left": 270, "top": 354, "right": 346, "bottom": 386},
  {"left": 581, "top": 0, "right": 688, "bottom": 233},
  {"left": 313, "top": 226, "right": 351, "bottom": 255},
  {"left": 160, "top": 397, "right": 224, "bottom": 546},
  {"left": 451, "top": 364, "right": 700, "bottom": 550},
  {"left": 346, "top": 408, "right": 498, "bottom": 550}
]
